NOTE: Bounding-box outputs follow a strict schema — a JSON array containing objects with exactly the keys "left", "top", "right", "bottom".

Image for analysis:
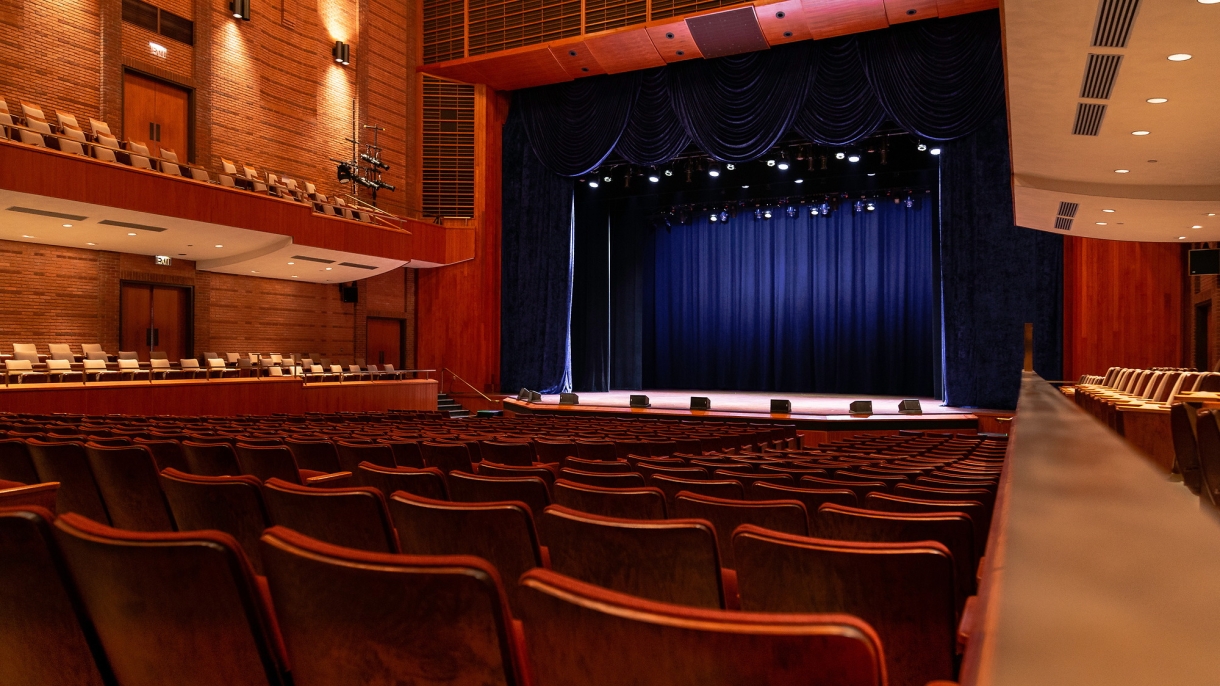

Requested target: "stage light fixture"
[
  {"left": 848, "top": 154, "right": 860, "bottom": 163},
  {"left": 763, "top": 209, "right": 772, "bottom": 219},
  {"left": 664, "top": 169, "right": 673, "bottom": 176},
  {"left": 917, "top": 142, "right": 927, "bottom": 151},
  {"left": 820, "top": 202, "right": 831, "bottom": 216},
  {"left": 904, "top": 194, "right": 914, "bottom": 208},
  {"left": 930, "top": 147, "right": 941, "bottom": 155},
  {"left": 854, "top": 200, "right": 864, "bottom": 213},
  {"left": 755, "top": 208, "right": 763, "bottom": 220},
  {"left": 835, "top": 151, "right": 845, "bottom": 160},
  {"left": 710, "top": 213, "right": 718, "bottom": 222},
  {"left": 865, "top": 201, "right": 875, "bottom": 212},
  {"left": 794, "top": 178, "right": 804, "bottom": 184},
  {"left": 719, "top": 210, "right": 729, "bottom": 222},
  {"left": 777, "top": 152, "right": 790, "bottom": 170},
  {"left": 786, "top": 206, "right": 797, "bottom": 218},
  {"left": 766, "top": 159, "right": 776, "bottom": 167},
  {"left": 230, "top": 0, "right": 250, "bottom": 20},
  {"left": 708, "top": 162, "right": 721, "bottom": 177},
  {"left": 603, "top": 175, "right": 611, "bottom": 182},
  {"left": 648, "top": 174, "right": 660, "bottom": 183},
  {"left": 588, "top": 180, "right": 599, "bottom": 188},
  {"left": 810, "top": 207, "right": 820, "bottom": 216},
  {"left": 333, "top": 41, "right": 351, "bottom": 66},
  {"left": 726, "top": 163, "right": 735, "bottom": 171}
]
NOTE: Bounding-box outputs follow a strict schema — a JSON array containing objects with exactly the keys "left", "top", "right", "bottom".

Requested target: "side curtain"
[
  {"left": 500, "top": 106, "right": 575, "bottom": 394},
  {"left": 940, "top": 112, "right": 1063, "bottom": 409}
]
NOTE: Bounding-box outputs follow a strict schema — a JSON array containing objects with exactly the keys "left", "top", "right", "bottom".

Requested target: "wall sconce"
[
  {"left": 230, "top": 0, "right": 250, "bottom": 20},
  {"left": 333, "top": 41, "right": 351, "bottom": 66}
]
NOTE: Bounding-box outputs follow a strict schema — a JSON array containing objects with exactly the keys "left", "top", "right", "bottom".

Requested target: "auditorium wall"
[
  {"left": 0, "top": 239, "right": 414, "bottom": 364},
  {"left": 1063, "top": 236, "right": 1186, "bottom": 380}
]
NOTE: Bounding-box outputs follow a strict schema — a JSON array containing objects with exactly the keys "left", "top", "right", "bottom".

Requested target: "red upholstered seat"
[
  {"left": 518, "top": 567, "right": 886, "bottom": 686},
  {"left": 261, "top": 478, "right": 399, "bottom": 553}
]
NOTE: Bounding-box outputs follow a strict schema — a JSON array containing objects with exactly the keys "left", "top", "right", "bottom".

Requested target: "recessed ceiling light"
[
  {"left": 291, "top": 275, "right": 298, "bottom": 278},
  {"left": 287, "top": 261, "right": 295, "bottom": 265},
  {"left": 794, "top": 179, "right": 804, "bottom": 184},
  {"left": 1115, "top": 169, "right": 1130, "bottom": 173},
  {"left": 1193, "top": 225, "right": 1203, "bottom": 229},
  {"left": 87, "top": 242, "right": 96, "bottom": 246},
  {"left": 848, "top": 155, "right": 860, "bottom": 163},
  {"left": 214, "top": 244, "right": 223, "bottom": 248},
  {"left": 1147, "top": 98, "right": 1168, "bottom": 104},
  {"left": 867, "top": 173, "right": 876, "bottom": 177},
  {"left": 1102, "top": 209, "right": 1115, "bottom": 212},
  {"left": 1201, "top": 0, "right": 1220, "bottom": 5},
  {"left": 21, "top": 234, "right": 33, "bottom": 238},
  {"left": 62, "top": 223, "right": 72, "bottom": 228},
  {"left": 127, "top": 232, "right": 137, "bottom": 236},
  {"left": 1096, "top": 222, "right": 1107, "bottom": 225},
  {"left": 1168, "top": 54, "right": 1192, "bottom": 61},
  {"left": 251, "top": 270, "right": 259, "bottom": 273},
  {"left": 1132, "top": 130, "right": 1150, "bottom": 136},
  {"left": 1209, "top": 213, "right": 1217, "bottom": 217},
  {"left": 741, "top": 185, "right": 749, "bottom": 189},
  {"left": 1179, "top": 236, "right": 1187, "bottom": 240},
  {"left": 325, "top": 267, "right": 333, "bottom": 271}
]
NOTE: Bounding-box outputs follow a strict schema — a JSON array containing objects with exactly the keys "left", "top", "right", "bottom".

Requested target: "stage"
[{"left": 503, "top": 390, "right": 987, "bottom": 443}]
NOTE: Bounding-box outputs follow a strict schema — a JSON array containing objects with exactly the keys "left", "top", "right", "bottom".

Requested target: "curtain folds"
[{"left": 513, "top": 11, "right": 1004, "bottom": 175}]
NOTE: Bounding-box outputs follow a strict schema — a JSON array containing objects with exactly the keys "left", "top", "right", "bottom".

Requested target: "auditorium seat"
[
  {"left": 26, "top": 439, "right": 109, "bottom": 522},
  {"left": 517, "top": 568, "right": 885, "bottom": 686},
  {"left": 559, "top": 467, "right": 647, "bottom": 488},
  {"left": 562, "top": 455, "right": 632, "bottom": 472},
  {"left": 335, "top": 440, "right": 395, "bottom": 471},
  {"left": 420, "top": 440, "right": 474, "bottom": 475},
  {"left": 733, "top": 525, "right": 956, "bottom": 686},
  {"left": 82, "top": 444, "right": 174, "bottom": 531},
  {"left": 261, "top": 478, "right": 398, "bottom": 553},
  {"left": 4, "top": 359, "right": 45, "bottom": 383},
  {"left": 894, "top": 483, "right": 995, "bottom": 512},
  {"left": 801, "top": 475, "right": 888, "bottom": 500},
  {"left": 1170, "top": 403, "right": 1202, "bottom": 494},
  {"left": 284, "top": 437, "right": 342, "bottom": 472},
  {"left": 449, "top": 470, "right": 551, "bottom": 515},
  {"left": 388, "top": 491, "right": 544, "bottom": 614},
  {"left": 47, "top": 343, "right": 77, "bottom": 362},
  {"left": 52, "top": 513, "right": 290, "bottom": 686},
  {"left": 158, "top": 468, "right": 271, "bottom": 572},
  {"left": 533, "top": 438, "right": 577, "bottom": 463},
  {"left": 537, "top": 504, "right": 727, "bottom": 609},
  {"left": 354, "top": 462, "right": 449, "bottom": 500},
  {"left": 671, "top": 492, "right": 808, "bottom": 569},
  {"left": 576, "top": 440, "right": 618, "bottom": 461},
  {"left": 714, "top": 469, "right": 796, "bottom": 488},
  {"left": 865, "top": 491, "right": 990, "bottom": 554},
  {"left": 0, "top": 438, "right": 39, "bottom": 483},
  {"left": 751, "top": 481, "right": 859, "bottom": 510},
  {"left": 235, "top": 443, "right": 334, "bottom": 485},
  {"left": 649, "top": 474, "right": 745, "bottom": 505},
  {"left": 817, "top": 503, "right": 976, "bottom": 606},
  {"left": 478, "top": 461, "right": 559, "bottom": 486},
  {"left": 553, "top": 480, "right": 668, "bottom": 520},
  {"left": 480, "top": 440, "right": 537, "bottom": 466},
  {"left": 0, "top": 507, "right": 113, "bottom": 686},
  {"left": 0, "top": 480, "right": 58, "bottom": 509},
  {"left": 181, "top": 440, "right": 241, "bottom": 476}
]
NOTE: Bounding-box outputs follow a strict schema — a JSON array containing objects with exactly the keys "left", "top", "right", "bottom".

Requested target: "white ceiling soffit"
[
  {"left": 1003, "top": 0, "right": 1220, "bottom": 241},
  {"left": 0, "top": 190, "right": 406, "bottom": 283}
]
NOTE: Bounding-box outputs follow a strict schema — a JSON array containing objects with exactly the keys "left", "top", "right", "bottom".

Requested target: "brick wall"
[
  {"left": 0, "top": 0, "right": 103, "bottom": 121},
  {"left": 0, "top": 239, "right": 413, "bottom": 363}
]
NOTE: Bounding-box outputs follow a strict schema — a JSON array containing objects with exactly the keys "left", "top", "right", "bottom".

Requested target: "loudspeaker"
[
  {"left": 770, "top": 399, "right": 792, "bottom": 414},
  {"left": 1190, "top": 249, "right": 1220, "bottom": 275},
  {"left": 560, "top": 392, "right": 579, "bottom": 405},
  {"left": 690, "top": 396, "right": 711, "bottom": 411},
  {"left": 898, "top": 399, "right": 922, "bottom": 414},
  {"left": 630, "top": 394, "right": 651, "bottom": 408},
  {"left": 528, "top": 391, "right": 542, "bottom": 403},
  {"left": 849, "top": 400, "right": 873, "bottom": 415},
  {"left": 339, "top": 284, "right": 358, "bottom": 303}
]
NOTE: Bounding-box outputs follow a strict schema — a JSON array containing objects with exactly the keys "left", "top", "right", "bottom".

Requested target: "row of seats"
[
  {"left": 0, "top": 97, "right": 374, "bottom": 223},
  {"left": 0, "top": 411, "right": 1002, "bottom": 686},
  {"left": 1071, "top": 367, "right": 1219, "bottom": 432}
]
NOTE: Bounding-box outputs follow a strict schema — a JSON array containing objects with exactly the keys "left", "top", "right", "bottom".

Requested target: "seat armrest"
[{"left": 304, "top": 471, "right": 354, "bottom": 489}]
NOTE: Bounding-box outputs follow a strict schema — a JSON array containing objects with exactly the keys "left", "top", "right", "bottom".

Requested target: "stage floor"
[{"left": 530, "top": 390, "right": 968, "bottom": 418}]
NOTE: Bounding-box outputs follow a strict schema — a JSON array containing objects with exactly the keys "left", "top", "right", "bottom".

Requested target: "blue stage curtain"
[
  {"left": 647, "top": 200, "right": 935, "bottom": 395},
  {"left": 859, "top": 12, "right": 1005, "bottom": 142},
  {"left": 666, "top": 42, "right": 815, "bottom": 163},
  {"left": 617, "top": 68, "right": 692, "bottom": 166},
  {"left": 940, "top": 112, "right": 1063, "bottom": 409},
  {"left": 571, "top": 187, "right": 612, "bottom": 392},
  {"left": 515, "top": 71, "right": 639, "bottom": 176},
  {"left": 512, "top": 11, "right": 1004, "bottom": 174},
  {"left": 793, "top": 37, "right": 886, "bottom": 146},
  {"left": 501, "top": 107, "right": 575, "bottom": 393}
]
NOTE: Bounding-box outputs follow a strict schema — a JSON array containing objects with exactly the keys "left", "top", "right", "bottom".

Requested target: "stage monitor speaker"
[
  {"left": 1190, "top": 249, "right": 1220, "bottom": 275},
  {"left": 690, "top": 396, "right": 711, "bottom": 411},
  {"left": 476, "top": 409, "right": 503, "bottom": 417},
  {"left": 528, "top": 391, "right": 542, "bottom": 403},
  {"left": 849, "top": 400, "right": 873, "bottom": 415},
  {"left": 770, "top": 399, "right": 792, "bottom": 414},
  {"left": 560, "top": 393, "right": 579, "bottom": 405},
  {"left": 898, "top": 399, "right": 922, "bottom": 414},
  {"left": 630, "top": 394, "right": 651, "bottom": 408},
  {"left": 517, "top": 388, "right": 531, "bottom": 401}
]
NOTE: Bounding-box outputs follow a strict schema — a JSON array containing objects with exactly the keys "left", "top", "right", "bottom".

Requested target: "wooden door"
[
  {"left": 121, "top": 284, "right": 191, "bottom": 361},
  {"left": 123, "top": 71, "right": 189, "bottom": 159},
  {"left": 367, "top": 318, "right": 403, "bottom": 368}
]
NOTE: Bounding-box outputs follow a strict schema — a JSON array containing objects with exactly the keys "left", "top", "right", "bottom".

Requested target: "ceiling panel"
[
  {"left": 645, "top": 20, "right": 705, "bottom": 62},
  {"left": 585, "top": 28, "right": 667, "bottom": 72}
]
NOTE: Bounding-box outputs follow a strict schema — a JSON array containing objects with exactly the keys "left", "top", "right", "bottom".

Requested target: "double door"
[
  {"left": 121, "top": 283, "right": 191, "bottom": 362},
  {"left": 122, "top": 70, "right": 190, "bottom": 159}
]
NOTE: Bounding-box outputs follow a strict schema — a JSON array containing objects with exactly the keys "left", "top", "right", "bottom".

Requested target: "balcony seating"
[{"left": 52, "top": 513, "right": 290, "bottom": 686}]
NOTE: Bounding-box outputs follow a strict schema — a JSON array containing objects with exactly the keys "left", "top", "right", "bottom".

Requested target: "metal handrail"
[{"left": 441, "top": 367, "right": 498, "bottom": 405}]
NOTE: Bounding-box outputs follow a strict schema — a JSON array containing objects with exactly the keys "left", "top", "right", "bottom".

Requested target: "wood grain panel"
[
  {"left": 753, "top": 0, "right": 814, "bottom": 44},
  {"left": 882, "top": 0, "right": 938, "bottom": 23},
  {"left": 548, "top": 40, "right": 609, "bottom": 78},
  {"left": 935, "top": 0, "right": 996, "bottom": 18},
  {"left": 416, "top": 88, "right": 508, "bottom": 395},
  {"left": 120, "top": 283, "right": 152, "bottom": 358},
  {"left": 644, "top": 20, "right": 704, "bottom": 62},
  {"left": 154, "top": 79, "right": 190, "bottom": 164},
  {"left": 0, "top": 378, "right": 438, "bottom": 416},
  {"left": 800, "top": 0, "right": 889, "bottom": 39},
  {"left": 122, "top": 72, "right": 161, "bottom": 157},
  {"left": 584, "top": 29, "right": 667, "bottom": 73},
  {"left": 1063, "top": 236, "right": 1186, "bottom": 380},
  {"left": 469, "top": 46, "right": 573, "bottom": 90}
]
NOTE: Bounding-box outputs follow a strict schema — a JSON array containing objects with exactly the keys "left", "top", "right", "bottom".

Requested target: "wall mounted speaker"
[
  {"left": 630, "top": 394, "right": 651, "bottom": 408},
  {"left": 898, "top": 399, "right": 922, "bottom": 414},
  {"left": 560, "top": 392, "right": 579, "bottom": 405},
  {"left": 770, "top": 399, "right": 791, "bottom": 414},
  {"left": 849, "top": 400, "right": 873, "bottom": 415},
  {"left": 690, "top": 396, "right": 711, "bottom": 411}
]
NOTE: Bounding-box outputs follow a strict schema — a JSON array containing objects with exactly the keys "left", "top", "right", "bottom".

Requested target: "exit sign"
[{"left": 155, "top": 255, "right": 172, "bottom": 266}]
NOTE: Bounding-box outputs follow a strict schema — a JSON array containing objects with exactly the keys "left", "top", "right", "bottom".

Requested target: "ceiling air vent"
[
  {"left": 1054, "top": 216, "right": 1074, "bottom": 231},
  {"left": 1080, "top": 54, "right": 1122, "bottom": 100},
  {"left": 1072, "top": 103, "right": 1106, "bottom": 136},
  {"left": 1091, "top": 0, "right": 1140, "bottom": 48},
  {"left": 686, "top": 7, "right": 769, "bottom": 59},
  {"left": 1057, "top": 202, "right": 1080, "bottom": 218}
]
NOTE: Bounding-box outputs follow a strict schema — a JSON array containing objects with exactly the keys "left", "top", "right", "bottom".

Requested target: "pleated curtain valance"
[{"left": 514, "top": 10, "right": 1004, "bottom": 176}]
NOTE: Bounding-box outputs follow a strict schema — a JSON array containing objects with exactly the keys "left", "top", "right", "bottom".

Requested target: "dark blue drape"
[
  {"left": 515, "top": 11, "right": 1004, "bottom": 175},
  {"left": 645, "top": 201, "right": 934, "bottom": 395},
  {"left": 940, "top": 112, "right": 1063, "bottom": 409},
  {"left": 501, "top": 107, "right": 575, "bottom": 393}
]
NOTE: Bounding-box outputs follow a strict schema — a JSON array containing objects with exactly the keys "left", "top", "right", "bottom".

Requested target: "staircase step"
[{"left": 442, "top": 409, "right": 471, "bottom": 418}]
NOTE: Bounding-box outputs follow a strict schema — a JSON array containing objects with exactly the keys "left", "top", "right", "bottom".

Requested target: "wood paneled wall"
[
  {"left": 1063, "top": 236, "right": 1186, "bottom": 380},
  {"left": 415, "top": 87, "right": 508, "bottom": 393}
]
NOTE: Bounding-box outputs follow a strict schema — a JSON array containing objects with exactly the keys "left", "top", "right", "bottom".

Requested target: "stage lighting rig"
[{"left": 335, "top": 120, "right": 396, "bottom": 207}]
